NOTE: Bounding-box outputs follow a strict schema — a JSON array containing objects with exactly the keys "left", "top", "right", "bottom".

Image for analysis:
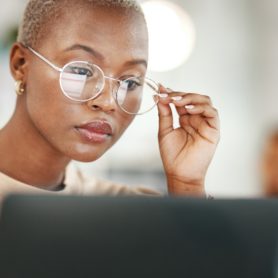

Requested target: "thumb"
[{"left": 157, "top": 86, "right": 173, "bottom": 137}]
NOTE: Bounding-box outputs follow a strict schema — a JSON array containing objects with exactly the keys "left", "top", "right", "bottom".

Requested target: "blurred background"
[{"left": 1, "top": 0, "right": 278, "bottom": 197}]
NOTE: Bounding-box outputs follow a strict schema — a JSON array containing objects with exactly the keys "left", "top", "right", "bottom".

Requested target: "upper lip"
[{"left": 76, "top": 119, "right": 113, "bottom": 135}]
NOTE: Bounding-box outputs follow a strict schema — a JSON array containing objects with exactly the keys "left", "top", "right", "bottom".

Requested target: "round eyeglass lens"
[
  {"left": 60, "top": 62, "right": 104, "bottom": 101},
  {"left": 116, "top": 77, "right": 159, "bottom": 115}
]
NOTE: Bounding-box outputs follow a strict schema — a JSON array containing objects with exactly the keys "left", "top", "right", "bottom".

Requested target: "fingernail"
[
  {"left": 158, "top": 93, "right": 168, "bottom": 98},
  {"left": 185, "top": 105, "right": 195, "bottom": 109},
  {"left": 171, "top": 96, "right": 183, "bottom": 101},
  {"left": 166, "top": 87, "right": 173, "bottom": 93}
]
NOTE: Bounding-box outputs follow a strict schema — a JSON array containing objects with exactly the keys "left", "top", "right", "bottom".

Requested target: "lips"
[{"left": 75, "top": 120, "right": 113, "bottom": 143}]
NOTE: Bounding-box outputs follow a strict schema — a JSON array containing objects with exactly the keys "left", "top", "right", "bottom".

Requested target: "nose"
[{"left": 86, "top": 78, "right": 117, "bottom": 113}]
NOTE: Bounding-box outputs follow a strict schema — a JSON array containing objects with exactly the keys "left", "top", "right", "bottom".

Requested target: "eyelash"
[
  {"left": 70, "top": 66, "right": 93, "bottom": 77},
  {"left": 121, "top": 77, "right": 143, "bottom": 90}
]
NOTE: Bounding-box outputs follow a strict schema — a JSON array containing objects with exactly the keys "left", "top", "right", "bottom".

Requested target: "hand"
[{"left": 157, "top": 86, "right": 220, "bottom": 196}]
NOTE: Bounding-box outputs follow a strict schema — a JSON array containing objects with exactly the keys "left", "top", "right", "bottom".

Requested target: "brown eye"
[
  {"left": 70, "top": 66, "right": 93, "bottom": 77},
  {"left": 123, "top": 78, "right": 142, "bottom": 91}
]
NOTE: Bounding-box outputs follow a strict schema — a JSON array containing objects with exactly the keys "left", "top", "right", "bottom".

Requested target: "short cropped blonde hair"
[{"left": 18, "top": 0, "right": 144, "bottom": 47}]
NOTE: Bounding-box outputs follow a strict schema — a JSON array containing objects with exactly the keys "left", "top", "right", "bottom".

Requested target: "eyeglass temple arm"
[
  {"left": 27, "top": 47, "right": 62, "bottom": 73},
  {"left": 144, "top": 78, "right": 161, "bottom": 93}
]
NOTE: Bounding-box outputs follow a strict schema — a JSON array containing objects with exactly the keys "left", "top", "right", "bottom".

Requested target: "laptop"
[{"left": 0, "top": 195, "right": 277, "bottom": 278}]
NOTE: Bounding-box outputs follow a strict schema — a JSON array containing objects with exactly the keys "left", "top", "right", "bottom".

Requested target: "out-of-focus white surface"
[
  {"left": 142, "top": 0, "right": 196, "bottom": 72},
  {"left": 1, "top": 0, "right": 278, "bottom": 197}
]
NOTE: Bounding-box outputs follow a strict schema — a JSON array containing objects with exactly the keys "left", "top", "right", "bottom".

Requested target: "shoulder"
[
  {"left": 85, "top": 178, "right": 163, "bottom": 196},
  {"left": 0, "top": 170, "right": 50, "bottom": 205},
  {"left": 64, "top": 163, "right": 163, "bottom": 197}
]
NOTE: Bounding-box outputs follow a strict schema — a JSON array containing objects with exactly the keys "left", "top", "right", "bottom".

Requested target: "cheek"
[
  {"left": 25, "top": 71, "right": 76, "bottom": 137},
  {"left": 115, "top": 113, "right": 135, "bottom": 138}
]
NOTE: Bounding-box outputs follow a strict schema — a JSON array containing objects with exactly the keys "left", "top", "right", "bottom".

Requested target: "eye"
[
  {"left": 123, "top": 78, "right": 142, "bottom": 91},
  {"left": 70, "top": 66, "right": 93, "bottom": 77}
]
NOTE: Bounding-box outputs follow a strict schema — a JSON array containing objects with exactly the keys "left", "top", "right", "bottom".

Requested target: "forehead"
[{"left": 39, "top": 5, "right": 148, "bottom": 65}]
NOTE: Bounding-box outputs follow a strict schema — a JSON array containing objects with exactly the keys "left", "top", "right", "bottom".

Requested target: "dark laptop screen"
[{"left": 0, "top": 195, "right": 278, "bottom": 278}]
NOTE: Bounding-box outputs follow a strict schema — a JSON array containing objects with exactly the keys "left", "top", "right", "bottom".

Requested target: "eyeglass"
[{"left": 26, "top": 46, "right": 160, "bottom": 115}]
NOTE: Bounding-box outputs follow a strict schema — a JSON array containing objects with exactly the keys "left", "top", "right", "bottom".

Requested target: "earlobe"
[
  {"left": 10, "top": 42, "right": 29, "bottom": 83},
  {"left": 15, "top": 80, "right": 25, "bottom": 96}
]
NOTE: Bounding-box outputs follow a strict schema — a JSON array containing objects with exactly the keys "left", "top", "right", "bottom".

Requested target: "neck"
[{"left": 0, "top": 103, "right": 70, "bottom": 190}]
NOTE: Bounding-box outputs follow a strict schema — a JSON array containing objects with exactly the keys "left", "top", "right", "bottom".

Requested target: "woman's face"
[{"left": 23, "top": 6, "right": 148, "bottom": 162}]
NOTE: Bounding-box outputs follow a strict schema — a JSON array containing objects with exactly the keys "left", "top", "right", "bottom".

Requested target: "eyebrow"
[
  {"left": 124, "top": 59, "right": 148, "bottom": 69},
  {"left": 65, "top": 44, "right": 148, "bottom": 68},
  {"left": 64, "top": 44, "right": 105, "bottom": 61}
]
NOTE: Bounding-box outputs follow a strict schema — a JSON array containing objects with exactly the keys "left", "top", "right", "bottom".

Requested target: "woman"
[
  {"left": 0, "top": 0, "right": 220, "bottom": 202},
  {"left": 261, "top": 129, "right": 278, "bottom": 197}
]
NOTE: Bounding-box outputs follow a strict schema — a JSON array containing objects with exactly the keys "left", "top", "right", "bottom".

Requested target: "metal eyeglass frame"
[{"left": 26, "top": 46, "right": 160, "bottom": 115}]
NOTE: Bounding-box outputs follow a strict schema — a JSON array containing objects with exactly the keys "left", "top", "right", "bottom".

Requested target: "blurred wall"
[{"left": 1, "top": 0, "right": 278, "bottom": 197}]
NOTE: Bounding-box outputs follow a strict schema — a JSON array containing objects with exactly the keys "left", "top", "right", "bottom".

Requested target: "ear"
[{"left": 10, "top": 43, "right": 29, "bottom": 83}]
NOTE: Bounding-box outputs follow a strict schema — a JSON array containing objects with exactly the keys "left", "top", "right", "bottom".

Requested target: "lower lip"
[{"left": 75, "top": 128, "right": 111, "bottom": 143}]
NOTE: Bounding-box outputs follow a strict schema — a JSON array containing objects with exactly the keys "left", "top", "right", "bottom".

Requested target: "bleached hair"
[{"left": 18, "top": 0, "right": 144, "bottom": 47}]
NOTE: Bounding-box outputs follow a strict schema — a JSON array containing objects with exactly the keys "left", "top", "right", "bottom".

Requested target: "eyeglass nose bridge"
[
  {"left": 79, "top": 67, "right": 121, "bottom": 102},
  {"left": 98, "top": 75, "right": 122, "bottom": 100}
]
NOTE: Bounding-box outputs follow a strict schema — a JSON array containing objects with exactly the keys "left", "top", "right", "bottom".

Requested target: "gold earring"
[{"left": 15, "top": 80, "right": 25, "bottom": 96}]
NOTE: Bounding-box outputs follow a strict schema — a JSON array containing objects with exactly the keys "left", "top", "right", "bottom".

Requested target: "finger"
[
  {"left": 170, "top": 93, "right": 212, "bottom": 107},
  {"left": 156, "top": 85, "right": 174, "bottom": 137},
  {"left": 157, "top": 86, "right": 172, "bottom": 105},
  {"left": 178, "top": 104, "right": 220, "bottom": 130},
  {"left": 180, "top": 114, "right": 220, "bottom": 144},
  {"left": 157, "top": 100, "right": 174, "bottom": 137},
  {"left": 175, "top": 105, "right": 189, "bottom": 117}
]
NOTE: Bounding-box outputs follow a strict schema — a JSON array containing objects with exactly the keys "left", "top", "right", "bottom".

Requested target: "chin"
[
  {"left": 73, "top": 154, "right": 104, "bottom": 163},
  {"left": 65, "top": 142, "right": 112, "bottom": 163}
]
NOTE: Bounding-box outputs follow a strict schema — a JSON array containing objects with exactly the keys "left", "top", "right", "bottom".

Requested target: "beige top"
[{"left": 0, "top": 163, "right": 162, "bottom": 206}]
